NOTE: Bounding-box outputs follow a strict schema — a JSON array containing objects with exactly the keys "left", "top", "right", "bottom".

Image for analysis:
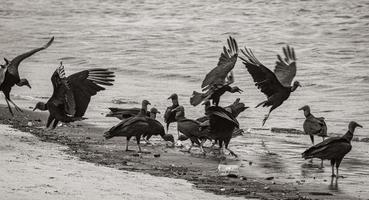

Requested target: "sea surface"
[{"left": 0, "top": 0, "right": 368, "bottom": 198}]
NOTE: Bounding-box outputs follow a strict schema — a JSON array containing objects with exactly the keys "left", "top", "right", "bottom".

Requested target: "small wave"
[{"left": 155, "top": 73, "right": 202, "bottom": 82}]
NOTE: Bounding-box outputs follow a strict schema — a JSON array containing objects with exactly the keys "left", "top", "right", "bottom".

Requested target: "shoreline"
[{"left": 0, "top": 105, "right": 357, "bottom": 200}]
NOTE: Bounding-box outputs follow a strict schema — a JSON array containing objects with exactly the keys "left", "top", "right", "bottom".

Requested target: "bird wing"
[
  {"left": 67, "top": 68, "right": 114, "bottom": 117},
  {"left": 108, "top": 117, "right": 149, "bottom": 134},
  {"left": 106, "top": 107, "right": 141, "bottom": 119},
  {"left": 7, "top": 37, "right": 54, "bottom": 77},
  {"left": 274, "top": 45, "right": 297, "bottom": 87},
  {"left": 201, "top": 36, "right": 238, "bottom": 90},
  {"left": 189, "top": 89, "right": 214, "bottom": 106},
  {"left": 164, "top": 105, "right": 178, "bottom": 123},
  {"left": 0, "top": 65, "right": 7, "bottom": 86},
  {"left": 303, "top": 140, "right": 351, "bottom": 160},
  {"left": 303, "top": 116, "right": 325, "bottom": 135},
  {"left": 206, "top": 106, "right": 239, "bottom": 128},
  {"left": 239, "top": 47, "right": 284, "bottom": 97},
  {"left": 302, "top": 137, "right": 347, "bottom": 158}
]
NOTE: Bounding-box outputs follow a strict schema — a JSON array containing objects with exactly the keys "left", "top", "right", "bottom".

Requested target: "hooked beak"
[
  {"left": 32, "top": 107, "right": 37, "bottom": 111},
  {"left": 27, "top": 84, "right": 32, "bottom": 89},
  {"left": 156, "top": 111, "right": 161, "bottom": 114},
  {"left": 298, "top": 107, "right": 304, "bottom": 111},
  {"left": 357, "top": 124, "right": 363, "bottom": 128}
]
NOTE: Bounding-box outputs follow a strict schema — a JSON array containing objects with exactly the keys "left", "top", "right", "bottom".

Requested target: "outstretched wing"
[
  {"left": 8, "top": 37, "right": 54, "bottom": 77},
  {"left": 67, "top": 68, "right": 115, "bottom": 117},
  {"left": 274, "top": 45, "right": 296, "bottom": 87},
  {"left": 201, "top": 36, "right": 238, "bottom": 91},
  {"left": 239, "top": 47, "right": 284, "bottom": 97}
]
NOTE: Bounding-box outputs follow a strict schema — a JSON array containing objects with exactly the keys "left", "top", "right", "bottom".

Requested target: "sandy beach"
[{"left": 0, "top": 105, "right": 359, "bottom": 200}]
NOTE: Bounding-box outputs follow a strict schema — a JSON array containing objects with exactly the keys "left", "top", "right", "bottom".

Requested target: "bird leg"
[
  {"left": 255, "top": 100, "right": 267, "bottom": 108},
  {"left": 5, "top": 98, "right": 14, "bottom": 116},
  {"left": 226, "top": 147, "right": 238, "bottom": 158},
  {"left": 136, "top": 136, "right": 142, "bottom": 153},
  {"left": 9, "top": 99, "right": 23, "bottom": 113},
  {"left": 199, "top": 139, "right": 206, "bottom": 155},
  {"left": 331, "top": 160, "right": 336, "bottom": 177},
  {"left": 125, "top": 137, "right": 132, "bottom": 152},
  {"left": 262, "top": 113, "right": 270, "bottom": 126},
  {"left": 310, "top": 135, "right": 314, "bottom": 145}
]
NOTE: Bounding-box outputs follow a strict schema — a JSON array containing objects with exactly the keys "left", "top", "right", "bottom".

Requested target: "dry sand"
[
  {"left": 0, "top": 105, "right": 357, "bottom": 199},
  {"left": 0, "top": 124, "right": 245, "bottom": 200}
]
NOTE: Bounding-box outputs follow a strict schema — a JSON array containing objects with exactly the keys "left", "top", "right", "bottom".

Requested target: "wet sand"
[{"left": 0, "top": 105, "right": 357, "bottom": 200}]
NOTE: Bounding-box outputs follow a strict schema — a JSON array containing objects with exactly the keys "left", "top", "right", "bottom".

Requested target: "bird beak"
[
  {"left": 298, "top": 107, "right": 303, "bottom": 111},
  {"left": 357, "top": 124, "right": 363, "bottom": 128},
  {"left": 157, "top": 111, "right": 161, "bottom": 114},
  {"left": 33, "top": 107, "right": 37, "bottom": 111},
  {"left": 27, "top": 84, "right": 32, "bottom": 89}
]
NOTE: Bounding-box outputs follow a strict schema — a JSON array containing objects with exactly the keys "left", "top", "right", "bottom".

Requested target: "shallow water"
[{"left": 0, "top": 0, "right": 368, "bottom": 198}]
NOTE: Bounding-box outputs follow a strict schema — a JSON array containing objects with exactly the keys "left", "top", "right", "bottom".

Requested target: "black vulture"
[
  {"left": 104, "top": 100, "right": 174, "bottom": 152},
  {"left": 299, "top": 105, "right": 327, "bottom": 144},
  {"left": 33, "top": 62, "right": 114, "bottom": 128},
  {"left": 172, "top": 105, "right": 209, "bottom": 154},
  {"left": 302, "top": 121, "right": 362, "bottom": 178},
  {"left": 240, "top": 45, "right": 301, "bottom": 126},
  {"left": 142, "top": 108, "right": 175, "bottom": 145},
  {"left": 190, "top": 36, "right": 243, "bottom": 107},
  {"left": 106, "top": 106, "right": 156, "bottom": 120},
  {"left": 0, "top": 36, "right": 54, "bottom": 115},
  {"left": 164, "top": 93, "right": 180, "bottom": 135},
  {"left": 205, "top": 106, "right": 240, "bottom": 158}
]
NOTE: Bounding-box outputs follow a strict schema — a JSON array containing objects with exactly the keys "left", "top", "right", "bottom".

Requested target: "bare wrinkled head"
[
  {"left": 298, "top": 105, "right": 310, "bottom": 111},
  {"left": 33, "top": 102, "right": 47, "bottom": 111},
  {"left": 293, "top": 81, "right": 302, "bottom": 87},
  {"left": 168, "top": 93, "right": 178, "bottom": 100},
  {"left": 348, "top": 121, "right": 363, "bottom": 132},
  {"left": 162, "top": 134, "right": 175, "bottom": 144},
  {"left": 150, "top": 107, "right": 160, "bottom": 114},
  {"left": 142, "top": 100, "right": 151, "bottom": 106},
  {"left": 231, "top": 86, "right": 243, "bottom": 94}
]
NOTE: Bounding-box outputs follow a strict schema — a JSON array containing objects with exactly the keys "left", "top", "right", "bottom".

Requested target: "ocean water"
[{"left": 0, "top": 0, "right": 368, "bottom": 198}]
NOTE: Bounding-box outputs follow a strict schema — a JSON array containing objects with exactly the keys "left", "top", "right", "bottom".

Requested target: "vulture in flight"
[
  {"left": 240, "top": 45, "right": 301, "bottom": 126},
  {"left": 302, "top": 121, "right": 362, "bottom": 178},
  {"left": 33, "top": 62, "right": 114, "bottom": 128},
  {"left": 190, "top": 36, "right": 243, "bottom": 107},
  {"left": 0, "top": 36, "right": 54, "bottom": 115},
  {"left": 299, "top": 105, "right": 328, "bottom": 144}
]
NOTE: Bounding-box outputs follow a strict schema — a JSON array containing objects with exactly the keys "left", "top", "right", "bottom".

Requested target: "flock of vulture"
[{"left": 0, "top": 36, "right": 363, "bottom": 178}]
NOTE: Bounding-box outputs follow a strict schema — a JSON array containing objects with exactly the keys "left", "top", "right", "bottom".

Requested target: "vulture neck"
[
  {"left": 172, "top": 99, "right": 179, "bottom": 106},
  {"left": 290, "top": 84, "right": 299, "bottom": 92},
  {"left": 304, "top": 110, "right": 312, "bottom": 118},
  {"left": 139, "top": 105, "right": 148, "bottom": 116},
  {"left": 149, "top": 113, "right": 156, "bottom": 119},
  {"left": 342, "top": 130, "right": 354, "bottom": 142}
]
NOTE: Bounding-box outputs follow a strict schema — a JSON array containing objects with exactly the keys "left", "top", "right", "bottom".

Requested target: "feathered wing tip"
[
  {"left": 57, "top": 62, "right": 66, "bottom": 79},
  {"left": 239, "top": 47, "right": 263, "bottom": 67},
  {"left": 226, "top": 36, "right": 238, "bottom": 57},
  {"left": 43, "top": 36, "right": 54, "bottom": 49},
  {"left": 87, "top": 69, "right": 115, "bottom": 86},
  {"left": 190, "top": 91, "right": 205, "bottom": 106},
  {"left": 276, "top": 45, "right": 296, "bottom": 66}
]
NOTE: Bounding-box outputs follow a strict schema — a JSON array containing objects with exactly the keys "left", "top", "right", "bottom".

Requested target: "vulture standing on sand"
[
  {"left": 173, "top": 105, "right": 209, "bottom": 154},
  {"left": 205, "top": 106, "right": 240, "bottom": 158},
  {"left": 190, "top": 36, "right": 243, "bottom": 107},
  {"left": 0, "top": 36, "right": 54, "bottom": 115},
  {"left": 33, "top": 62, "right": 114, "bottom": 128},
  {"left": 104, "top": 100, "right": 174, "bottom": 152},
  {"left": 299, "top": 105, "right": 327, "bottom": 144},
  {"left": 164, "top": 93, "right": 180, "bottom": 135},
  {"left": 302, "top": 121, "right": 362, "bottom": 178},
  {"left": 240, "top": 45, "right": 301, "bottom": 126},
  {"left": 141, "top": 108, "right": 174, "bottom": 145}
]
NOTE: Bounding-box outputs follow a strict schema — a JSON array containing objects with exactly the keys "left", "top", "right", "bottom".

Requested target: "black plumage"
[
  {"left": 104, "top": 100, "right": 174, "bottom": 152},
  {"left": 105, "top": 107, "right": 157, "bottom": 120},
  {"left": 206, "top": 106, "right": 240, "bottom": 158},
  {"left": 142, "top": 108, "right": 175, "bottom": 145},
  {"left": 190, "top": 36, "right": 242, "bottom": 107},
  {"left": 164, "top": 93, "right": 179, "bottom": 135},
  {"left": 302, "top": 121, "right": 362, "bottom": 177},
  {"left": 0, "top": 36, "right": 54, "bottom": 115},
  {"left": 299, "top": 105, "right": 327, "bottom": 144},
  {"left": 33, "top": 62, "right": 114, "bottom": 128},
  {"left": 240, "top": 45, "right": 301, "bottom": 126},
  {"left": 173, "top": 106, "right": 208, "bottom": 154}
]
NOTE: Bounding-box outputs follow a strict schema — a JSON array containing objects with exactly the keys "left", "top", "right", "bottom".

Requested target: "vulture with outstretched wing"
[
  {"left": 33, "top": 62, "right": 114, "bottom": 128},
  {"left": 0, "top": 36, "right": 54, "bottom": 115},
  {"left": 240, "top": 45, "right": 301, "bottom": 126},
  {"left": 190, "top": 36, "right": 242, "bottom": 107}
]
